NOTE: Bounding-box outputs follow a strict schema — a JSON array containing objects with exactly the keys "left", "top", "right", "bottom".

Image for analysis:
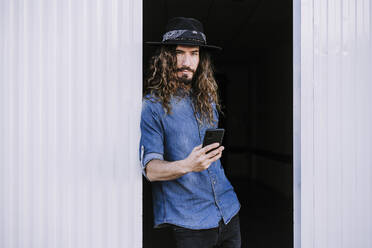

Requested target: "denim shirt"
[{"left": 139, "top": 91, "right": 240, "bottom": 229}]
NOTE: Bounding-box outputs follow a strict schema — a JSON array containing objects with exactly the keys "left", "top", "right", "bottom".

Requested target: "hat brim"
[{"left": 145, "top": 41, "right": 222, "bottom": 51}]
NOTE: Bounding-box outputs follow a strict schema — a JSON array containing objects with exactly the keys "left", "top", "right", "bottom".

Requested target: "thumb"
[{"left": 194, "top": 144, "right": 202, "bottom": 150}]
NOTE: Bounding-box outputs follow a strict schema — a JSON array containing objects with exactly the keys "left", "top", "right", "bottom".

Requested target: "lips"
[{"left": 178, "top": 67, "right": 194, "bottom": 73}]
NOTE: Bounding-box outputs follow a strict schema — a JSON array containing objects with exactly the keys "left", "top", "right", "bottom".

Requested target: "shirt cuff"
[{"left": 140, "top": 146, "right": 164, "bottom": 180}]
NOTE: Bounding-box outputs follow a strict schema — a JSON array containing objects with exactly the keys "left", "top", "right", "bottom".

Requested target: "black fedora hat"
[{"left": 146, "top": 17, "right": 222, "bottom": 50}]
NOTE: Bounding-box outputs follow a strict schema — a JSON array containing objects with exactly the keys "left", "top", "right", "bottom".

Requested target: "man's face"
[{"left": 175, "top": 45, "right": 200, "bottom": 85}]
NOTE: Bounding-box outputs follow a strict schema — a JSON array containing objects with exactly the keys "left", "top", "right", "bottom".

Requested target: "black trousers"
[{"left": 171, "top": 214, "right": 241, "bottom": 248}]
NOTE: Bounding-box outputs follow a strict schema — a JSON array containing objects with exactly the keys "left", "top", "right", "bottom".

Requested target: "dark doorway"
[{"left": 143, "top": 1, "right": 293, "bottom": 247}]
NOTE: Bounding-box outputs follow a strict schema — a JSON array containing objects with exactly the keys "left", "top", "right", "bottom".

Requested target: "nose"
[{"left": 181, "top": 54, "right": 192, "bottom": 67}]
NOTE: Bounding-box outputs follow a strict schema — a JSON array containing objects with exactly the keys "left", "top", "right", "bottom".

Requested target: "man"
[{"left": 140, "top": 17, "right": 241, "bottom": 248}]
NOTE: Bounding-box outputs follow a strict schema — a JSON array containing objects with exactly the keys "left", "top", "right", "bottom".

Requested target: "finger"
[
  {"left": 205, "top": 146, "right": 224, "bottom": 158},
  {"left": 206, "top": 153, "right": 222, "bottom": 165},
  {"left": 205, "top": 149, "right": 222, "bottom": 159},
  {"left": 202, "top": 142, "right": 220, "bottom": 154},
  {"left": 195, "top": 144, "right": 202, "bottom": 150}
]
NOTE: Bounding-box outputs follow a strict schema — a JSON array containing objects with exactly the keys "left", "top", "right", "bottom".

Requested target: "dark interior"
[{"left": 143, "top": 0, "right": 293, "bottom": 247}]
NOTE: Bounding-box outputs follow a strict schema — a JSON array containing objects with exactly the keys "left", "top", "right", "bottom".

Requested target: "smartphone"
[{"left": 202, "top": 128, "right": 225, "bottom": 152}]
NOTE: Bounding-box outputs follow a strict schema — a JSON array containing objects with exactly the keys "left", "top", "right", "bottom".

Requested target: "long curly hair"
[{"left": 144, "top": 45, "right": 221, "bottom": 126}]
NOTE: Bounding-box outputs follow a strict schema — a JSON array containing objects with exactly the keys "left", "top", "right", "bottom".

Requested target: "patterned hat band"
[{"left": 162, "top": 30, "right": 207, "bottom": 44}]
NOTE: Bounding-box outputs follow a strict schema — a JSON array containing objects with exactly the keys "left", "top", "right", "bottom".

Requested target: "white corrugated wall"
[
  {"left": 0, "top": 0, "right": 142, "bottom": 247},
  {"left": 296, "top": 0, "right": 372, "bottom": 247}
]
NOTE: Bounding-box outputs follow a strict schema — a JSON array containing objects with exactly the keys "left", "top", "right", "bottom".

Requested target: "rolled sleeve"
[
  {"left": 143, "top": 152, "right": 164, "bottom": 168},
  {"left": 139, "top": 99, "right": 165, "bottom": 180}
]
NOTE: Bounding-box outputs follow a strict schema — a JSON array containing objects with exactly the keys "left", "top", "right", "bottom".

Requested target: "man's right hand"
[{"left": 183, "top": 143, "right": 225, "bottom": 173}]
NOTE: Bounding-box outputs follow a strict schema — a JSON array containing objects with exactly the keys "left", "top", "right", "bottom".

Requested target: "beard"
[
  {"left": 176, "top": 67, "right": 196, "bottom": 86},
  {"left": 177, "top": 74, "right": 193, "bottom": 85}
]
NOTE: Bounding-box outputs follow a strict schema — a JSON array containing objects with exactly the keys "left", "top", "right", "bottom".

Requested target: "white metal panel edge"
[
  {"left": 0, "top": 0, "right": 143, "bottom": 247},
  {"left": 299, "top": 0, "right": 372, "bottom": 247}
]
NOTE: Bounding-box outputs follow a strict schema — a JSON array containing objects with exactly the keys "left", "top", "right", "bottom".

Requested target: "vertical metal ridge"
[{"left": 293, "top": 0, "right": 301, "bottom": 247}]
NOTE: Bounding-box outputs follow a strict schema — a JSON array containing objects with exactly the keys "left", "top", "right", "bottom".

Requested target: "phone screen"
[{"left": 202, "top": 128, "right": 225, "bottom": 148}]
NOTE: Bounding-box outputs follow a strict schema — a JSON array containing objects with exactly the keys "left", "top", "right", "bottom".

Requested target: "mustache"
[{"left": 177, "top": 67, "right": 195, "bottom": 73}]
